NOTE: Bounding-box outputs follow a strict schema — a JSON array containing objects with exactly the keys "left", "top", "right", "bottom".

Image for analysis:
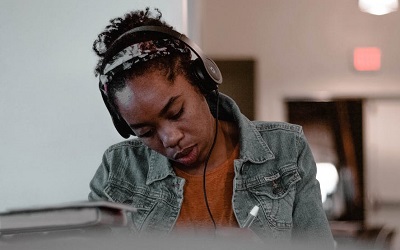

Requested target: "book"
[{"left": 0, "top": 201, "right": 137, "bottom": 235}]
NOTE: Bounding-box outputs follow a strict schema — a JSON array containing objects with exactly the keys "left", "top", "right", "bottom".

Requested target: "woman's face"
[{"left": 114, "top": 70, "right": 215, "bottom": 169}]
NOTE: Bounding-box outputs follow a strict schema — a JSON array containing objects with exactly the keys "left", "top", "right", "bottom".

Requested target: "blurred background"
[{"left": 1, "top": 0, "right": 400, "bottom": 249}]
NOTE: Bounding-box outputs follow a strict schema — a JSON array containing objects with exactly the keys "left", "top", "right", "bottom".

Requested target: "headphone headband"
[{"left": 111, "top": 26, "right": 223, "bottom": 85}]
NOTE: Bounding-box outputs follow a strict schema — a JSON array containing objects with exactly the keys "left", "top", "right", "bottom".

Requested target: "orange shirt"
[{"left": 173, "top": 145, "right": 240, "bottom": 232}]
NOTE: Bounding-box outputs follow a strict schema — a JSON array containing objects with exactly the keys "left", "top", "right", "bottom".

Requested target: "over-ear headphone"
[{"left": 99, "top": 25, "right": 223, "bottom": 138}]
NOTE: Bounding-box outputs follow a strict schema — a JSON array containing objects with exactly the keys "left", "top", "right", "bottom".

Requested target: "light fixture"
[
  {"left": 359, "top": 0, "right": 399, "bottom": 15},
  {"left": 316, "top": 163, "right": 339, "bottom": 203}
]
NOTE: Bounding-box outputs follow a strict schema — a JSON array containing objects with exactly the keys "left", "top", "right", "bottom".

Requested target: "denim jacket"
[{"left": 89, "top": 93, "right": 334, "bottom": 248}]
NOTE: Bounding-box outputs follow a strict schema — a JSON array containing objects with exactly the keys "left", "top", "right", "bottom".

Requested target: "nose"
[{"left": 159, "top": 125, "right": 183, "bottom": 148}]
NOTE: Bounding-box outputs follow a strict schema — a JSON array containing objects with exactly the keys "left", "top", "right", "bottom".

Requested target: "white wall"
[
  {"left": 363, "top": 99, "right": 400, "bottom": 250},
  {"left": 365, "top": 99, "right": 400, "bottom": 204},
  {"left": 0, "top": 0, "right": 186, "bottom": 211},
  {"left": 200, "top": 0, "right": 400, "bottom": 121}
]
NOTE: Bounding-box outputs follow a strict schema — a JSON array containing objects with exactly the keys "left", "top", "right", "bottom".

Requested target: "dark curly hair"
[{"left": 93, "top": 8, "right": 193, "bottom": 112}]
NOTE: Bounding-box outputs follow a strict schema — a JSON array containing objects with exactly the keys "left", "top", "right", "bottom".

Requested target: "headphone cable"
[{"left": 202, "top": 90, "right": 220, "bottom": 231}]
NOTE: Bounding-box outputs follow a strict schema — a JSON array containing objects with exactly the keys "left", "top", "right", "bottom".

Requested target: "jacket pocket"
[
  {"left": 104, "top": 182, "right": 157, "bottom": 231},
  {"left": 247, "top": 165, "right": 301, "bottom": 231}
]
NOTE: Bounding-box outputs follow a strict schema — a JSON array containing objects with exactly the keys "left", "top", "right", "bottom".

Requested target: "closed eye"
[
  {"left": 136, "top": 128, "right": 155, "bottom": 138},
  {"left": 170, "top": 107, "right": 184, "bottom": 120}
]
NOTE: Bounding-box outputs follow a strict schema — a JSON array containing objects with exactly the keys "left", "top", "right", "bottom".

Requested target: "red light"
[{"left": 353, "top": 47, "right": 381, "bottom": 71}]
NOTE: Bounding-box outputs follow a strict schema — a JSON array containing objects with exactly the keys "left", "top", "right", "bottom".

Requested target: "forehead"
[
  {"left": 118, "top": 70, "right": 173, "bottom": 100},
  {"left": 114, "top": 71, "right": 185, "bottom": 117}
]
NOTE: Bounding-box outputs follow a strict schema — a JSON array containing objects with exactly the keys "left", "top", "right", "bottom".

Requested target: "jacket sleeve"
[
  {"left": 88, "top": 149, "right": 112, "bottom": 201},
  {"left": 292, "top": 130, "right": 335, "bottom": 249}
]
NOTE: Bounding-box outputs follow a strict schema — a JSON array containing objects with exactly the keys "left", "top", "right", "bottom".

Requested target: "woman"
[{"left": 89, "top": 8, "right": 334, "bottom": 248}]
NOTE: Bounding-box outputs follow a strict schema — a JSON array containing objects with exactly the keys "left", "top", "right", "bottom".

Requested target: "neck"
[{"left": 211, "top": 120, "right": 239, "bottom": 166}]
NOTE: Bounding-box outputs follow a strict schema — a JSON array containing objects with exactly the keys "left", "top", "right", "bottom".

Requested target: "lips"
[{"left": 173, "top": 145, "right": 197, "bottom": 165}]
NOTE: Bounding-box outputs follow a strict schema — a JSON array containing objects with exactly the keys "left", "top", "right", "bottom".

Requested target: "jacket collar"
[
  {"left": 210, "top": 93, "right": 275, "bottom": 164},
  {"left": 146, "top": 150, "right": 175, "bottom": 185},
  {"left": 146, "top": 92, "right": 275, "bottom": 184}
]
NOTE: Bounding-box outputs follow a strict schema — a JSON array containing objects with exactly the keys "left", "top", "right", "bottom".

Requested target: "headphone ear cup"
[
  {"left": 100, "top": 91, "right": 133, "bottom": 139},
  {"left": 110, "top": 113, "right": 133, "bottom": 139},
  {"left": 190, "top": 58, "right": 221, "bottom": 94}
]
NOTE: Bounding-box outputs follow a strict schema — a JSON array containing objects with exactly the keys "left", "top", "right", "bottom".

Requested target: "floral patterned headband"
[{"left": 99, "top": 38, "right": 190, "bottom": 95}]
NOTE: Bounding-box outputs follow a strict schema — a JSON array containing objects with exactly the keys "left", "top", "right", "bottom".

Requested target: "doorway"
[{"left": 286, "top": 99, "right": 364, "bottom": 221}]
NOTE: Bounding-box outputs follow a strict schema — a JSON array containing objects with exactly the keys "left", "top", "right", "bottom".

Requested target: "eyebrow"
[{"left": 129, "top": 95, "right": 181, "bottom": 129}]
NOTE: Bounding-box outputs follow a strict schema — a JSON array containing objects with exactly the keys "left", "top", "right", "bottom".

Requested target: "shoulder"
[
  {"left": 106, "top": 138, "right": 144, "bottom": 151},
  {"left": 252, "top": 121, "right": 305, "bottom": 143},
  {"left": 101, "top": 138, "right": 154, "bottom": 166},
  {"left": 252, "top": 121, "right": 303, "bottom": 134},
  {"left": 104, "top": 138, "right": 149, "bottom": 155},
  {"left": 250, "top": 121, "right": 308, "bottom": 156}
]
